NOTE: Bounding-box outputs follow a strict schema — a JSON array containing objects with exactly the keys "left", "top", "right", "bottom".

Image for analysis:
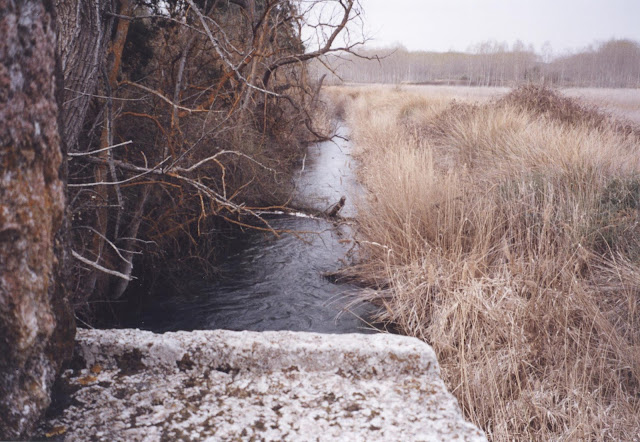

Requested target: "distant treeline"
[{"left": 315, "top": 39, "right": 640, "bottom": 88}]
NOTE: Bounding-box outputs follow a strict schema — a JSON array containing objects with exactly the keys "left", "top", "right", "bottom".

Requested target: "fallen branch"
[{"left": 326, "top": 196, "right": 346, "bottom": 217}]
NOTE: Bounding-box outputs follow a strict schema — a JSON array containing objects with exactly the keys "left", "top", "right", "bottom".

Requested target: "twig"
[
  {"left": 71, "top": 250, "right": 133, "bottom": 281},
  {"left": 121, "top": 81, "right": 208, "bottom": 113},
  {"left": 185, "top": 0, "right": 281, "bottom": 97},
  {"left": 173, "top": 150, "right": 277, "bottom": 175},
  {"left": 73, "top": 226, "right": 134, "bottom": 265},
  {"left": 68, "top": 140, "right": 132, "bottom": 157},
  {"left": 68, "top": 158, "right": 170, "bottom": 187}
]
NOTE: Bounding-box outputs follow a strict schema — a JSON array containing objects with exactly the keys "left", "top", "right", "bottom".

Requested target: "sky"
[{"left": 357, "top": 0, "right": 640, "bottom": 54}]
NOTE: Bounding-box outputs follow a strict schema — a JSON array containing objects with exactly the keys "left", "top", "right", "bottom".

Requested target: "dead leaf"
[
  {"left": 77, "top": 375, "right": 97, "bottom": 386},
  {"left": 45, "top": 426, "right": 66, "bottom": 437}
]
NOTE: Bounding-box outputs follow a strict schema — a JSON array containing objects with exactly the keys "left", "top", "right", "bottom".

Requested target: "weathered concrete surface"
[{"left": 38, "top": 329, "right": 486, "bottom": 441}]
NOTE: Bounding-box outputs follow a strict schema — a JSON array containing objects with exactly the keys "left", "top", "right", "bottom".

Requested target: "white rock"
[{"left": 39, "top": 329, "right": 486, "bottom": 441}]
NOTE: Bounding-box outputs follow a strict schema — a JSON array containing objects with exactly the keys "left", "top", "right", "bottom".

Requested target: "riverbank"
[
  {"left": 102, "top": 124, "right": 375, "bottom": 334},
  {"left": 330, "top": 85, "right": 640, "bottom": 440}
]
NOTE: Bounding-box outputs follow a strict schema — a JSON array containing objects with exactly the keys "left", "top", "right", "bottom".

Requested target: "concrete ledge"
[{"left": 39, "top": 329, "right": 486, "bottom": 441}]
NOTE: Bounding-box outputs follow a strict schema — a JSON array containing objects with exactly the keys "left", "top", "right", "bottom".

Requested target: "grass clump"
[
  {"left": 336, "top": 85, "right": 640, "bottom": 440},
  {"left": 499, "top": 84, "right": 640, "bottom": 137}
]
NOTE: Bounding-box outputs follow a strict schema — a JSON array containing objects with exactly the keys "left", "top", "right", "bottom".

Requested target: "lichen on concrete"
[{"left": 38, "top": 329, "right": 486, "bottom": 441}]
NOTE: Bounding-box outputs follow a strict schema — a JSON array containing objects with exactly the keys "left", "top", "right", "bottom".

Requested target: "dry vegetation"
[
  {"left": 563, "top": 88, "right": 640, "bottom": 125},
  {"left": 328, "top": 85, "right": 640, "bottom": 440}
]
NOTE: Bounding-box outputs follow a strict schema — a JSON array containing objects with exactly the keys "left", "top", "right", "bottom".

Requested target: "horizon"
[{"left": 357, "top": 37, "right": 640, "bottom": 56}]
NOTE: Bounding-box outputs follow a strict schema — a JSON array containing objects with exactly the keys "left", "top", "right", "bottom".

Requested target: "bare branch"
[
  {"left": 71, "top": 250, "right": 133, "bottom": 281},
  {"left": 121, "top": 81, "right": 210, "bottom": 113},
  {"left": 173, "top": 150, "right": 277, "bottom": 175},
  {"left": 185, "top": 0, "right": 281, "bottom": 97},
  {"left": 68, "top": 157, "right": 170, "bottom": 187},
  {"left": 68, "top": 140, "right": 132, "bottom": 157},
  {"left": 73, "top": 226, "right": 134, "bottom": 265},
  {"left": 262, "top": 0, "right": 356, "bottom": 87}
]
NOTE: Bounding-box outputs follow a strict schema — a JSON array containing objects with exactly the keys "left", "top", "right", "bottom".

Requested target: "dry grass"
[
  {"left": 499, "top": 85, "right": 640, "bottom": 138},
  {"left": 564, "top": 88, "right": 640, "bottom": 125},
  {"left": 329, "top": 85, "right": 640, "bottom": 440}
]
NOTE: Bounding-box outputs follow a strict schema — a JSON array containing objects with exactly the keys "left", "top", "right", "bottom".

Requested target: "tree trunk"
[
  {"left": 88, "top": 0, "right": 131, "bottom": 300},
  {"left": 0, "top": 1, "right": 74, "bottom": 438},
  {"left": 55, "top": 0, "right": 113, "bottom": 151},
  {"left": 55, "top": 0, "right": 115, "bottom": 302}
]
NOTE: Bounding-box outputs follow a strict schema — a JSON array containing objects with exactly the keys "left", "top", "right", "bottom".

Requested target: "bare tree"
[{"left": 317, "top": 38, "right": 640, "bottom": 88}]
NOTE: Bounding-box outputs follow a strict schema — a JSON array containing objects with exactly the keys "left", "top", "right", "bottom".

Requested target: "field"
[
  {"left": 327, "top": 85, "right": 640, "bottom": 440},
  {"left": 564, "top": 88, "right": 640, "bottom": 124}
]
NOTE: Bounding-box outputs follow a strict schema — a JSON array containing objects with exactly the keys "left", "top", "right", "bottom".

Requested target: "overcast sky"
[{"left": 358, "top": 0, "right": 640, "bottom": 54}]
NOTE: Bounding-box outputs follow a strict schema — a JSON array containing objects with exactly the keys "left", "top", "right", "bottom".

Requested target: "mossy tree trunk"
[{"left": 0, "top": 0, "right": 74, "bottom": 438}]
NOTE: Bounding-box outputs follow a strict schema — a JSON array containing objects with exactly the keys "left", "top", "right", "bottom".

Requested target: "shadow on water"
[{"left": 123, "top": 125, "right": 378, "bottom": 334}]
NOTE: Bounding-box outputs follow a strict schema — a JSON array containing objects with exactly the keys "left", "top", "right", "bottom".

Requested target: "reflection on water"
[{"left": 131, "top": 125, "right": 376, "bottom": 334}]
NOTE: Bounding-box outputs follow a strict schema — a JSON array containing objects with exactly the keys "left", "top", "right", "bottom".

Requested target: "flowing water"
[{"left": 129, "top": 125, "right": 377, "bottom": 334}]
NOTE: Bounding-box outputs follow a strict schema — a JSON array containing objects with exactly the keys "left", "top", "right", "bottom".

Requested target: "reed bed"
[{"left": 328, "top": 85, "right": 640, "bottom": 440}]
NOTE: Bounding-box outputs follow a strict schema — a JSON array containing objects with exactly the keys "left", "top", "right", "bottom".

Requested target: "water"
[{"left": 131, "top": 125, "right": 377, "bottom": 334}]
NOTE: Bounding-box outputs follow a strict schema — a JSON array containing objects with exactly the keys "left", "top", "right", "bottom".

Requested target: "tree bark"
[
  {"left": 87, "top": 0, "right": 131, "bottom": 299},
  {"left": 55, "top": 0, "right": 115, "bottom": 302},
  {"left": 0, "top": 1, "right": 73, "bottom": 438},
  {"left": 56, "top": 0, "right": 113, "bottom": 151}
]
